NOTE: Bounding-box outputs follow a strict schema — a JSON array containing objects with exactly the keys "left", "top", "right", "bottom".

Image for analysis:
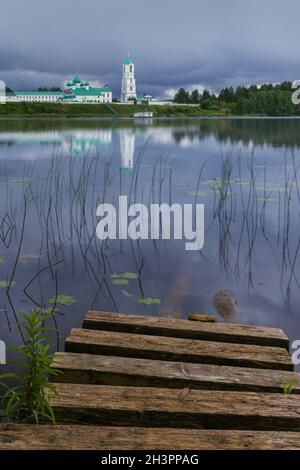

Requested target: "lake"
[{"left": 0, "top": 117, "right": 300, "bottom": 357}]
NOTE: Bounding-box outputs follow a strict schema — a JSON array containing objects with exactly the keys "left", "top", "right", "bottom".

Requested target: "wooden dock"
[{"left": 1, "top": 311, "right": 300, "bottom": 450}]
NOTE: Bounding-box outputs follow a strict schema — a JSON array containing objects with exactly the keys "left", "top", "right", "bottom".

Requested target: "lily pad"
[
  {"left": 139, "top": 297, "right": 161, "bottom": 305},
  {"left": 0, "top": 280, "right": 15, "bottom": 289},
  {"left": 49, "top": 294, "right": 76, "bottom": 306},
  {"left": 111, "top": 278, "right": 129, "bottom": 285},
  {"left": 20, "top": 253, "right": 43, "bottom": 260},
  {"left": 122, "top": 272, "right": 139, "bottom": 280},
  {"left": 111, "top": 272, "right": 139, "bottom": 280},
  {"left": 9, "top": 178, "right": 31, "bottom": 184},
  {"left": 0, "top": 257, "right": 6, "bottom": 265}
]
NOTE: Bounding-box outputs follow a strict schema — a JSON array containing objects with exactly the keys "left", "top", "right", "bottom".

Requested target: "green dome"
[
  {"left": 124, "top": 57, "right": 133, "bottom": 65},
  {"left": 73, "top": 74, "right": 81, "bottom": 84}
]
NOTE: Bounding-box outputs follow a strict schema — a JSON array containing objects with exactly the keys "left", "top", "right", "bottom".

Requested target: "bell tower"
[{"left": 121, "top": 56, "right": 137, "bottom": 102}]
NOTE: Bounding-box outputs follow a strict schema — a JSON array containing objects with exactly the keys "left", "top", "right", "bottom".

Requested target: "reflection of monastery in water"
[{"left": 0, "top": 128, "right": 137, "bottom": 169}]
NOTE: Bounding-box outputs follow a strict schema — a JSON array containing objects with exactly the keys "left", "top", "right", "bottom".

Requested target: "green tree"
[
  {"left": 37, "top": 87, "right": 62, "bottom": 92},
  {"left": 174, "top": 88, "right": 190, "bottom": 103},
  {"left": 201, "top": 89, "right": 210, "bottom": 101},
  {"left": 219, "top": 87, "right": 235, "bottom": 102},
  {"left": 279, "top": 81, "right": 292, "bottom": 91},
  {"left": 190, "top": 89, "right": 201, "bottom": 104}
]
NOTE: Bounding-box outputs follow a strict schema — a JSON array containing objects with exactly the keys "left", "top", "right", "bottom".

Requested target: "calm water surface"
[{"left": 0, "top": 117, "right": 300, "bottom": 356}]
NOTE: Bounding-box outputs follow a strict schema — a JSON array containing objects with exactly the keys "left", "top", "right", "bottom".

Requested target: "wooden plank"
[
  {"left": 83, "top": 311, "right": 289, "bottom": 349},
  {"left": 1, "top": 424, "right": 300, "bottom": 450},
  {"left": 53, "top": 352, "right": 300, "bottom": 393},
  {"left": 50, "top": 383, "right": 300, "bottom": 430},
  {"left": 65, "top": 328, "right": 293, "bottom": 370}
]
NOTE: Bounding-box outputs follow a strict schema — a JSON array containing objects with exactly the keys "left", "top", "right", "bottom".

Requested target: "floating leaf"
[
  {"left": 38, "top": 307, "right": 57, "bottom": 314},
  {"left": 20, "top": 253, "right": 43, "bottom": 260},
  {"left": 112, "top": 278, "right": 129, "bottom": 285},
  {"left": 111, "top": 272, "right": 139, "bottom": 280},
  {"left": 139, "top": 297, "right": 161, "bottom": 305},
  {"left": 176, "top": 183, "right": 191, "bottom": 187},
  {"left": 122, "top": 272, "right": 139, "bottom": 280},
  {"left": 9, "top": 178, "right": 31, "bottom": 184},
  {"left": 187, "top": 191, "right": 207, "bottom": 197},
  {"left": 206, "top": 178, "right": 224, "bottom": 187},
  {"left": 0, "top": 280, "right": 15, "bottom": 289},
  {"left": 49, "top": 294, "right": 76, "bottom": 306},
  {"left": 20, "top": 253, "right": 44, "bottom": 263},
  {"left": 0, "top": 257, "right": 6, "bottom": 265}
]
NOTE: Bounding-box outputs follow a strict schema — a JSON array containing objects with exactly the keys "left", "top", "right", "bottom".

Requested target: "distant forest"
[{"left": 173, "top": 82, "right": 300, "bottom": 116}]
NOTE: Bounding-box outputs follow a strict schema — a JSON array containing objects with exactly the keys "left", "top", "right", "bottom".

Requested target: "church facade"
[{"left": 62, "top": 75, "right": 112, "bottom": 103}]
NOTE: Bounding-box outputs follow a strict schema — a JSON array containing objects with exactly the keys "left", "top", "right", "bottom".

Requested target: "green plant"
[
  {"left": 0, "top": 309, "right": 61, "bottom": 423},
  {"left": 281, "top": 379, "right": 296, "bottom": 395}
]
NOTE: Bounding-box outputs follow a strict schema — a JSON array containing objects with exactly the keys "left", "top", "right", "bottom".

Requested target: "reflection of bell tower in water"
[{"left": 119, "top": 129, "right": 135, "bottom": 172}]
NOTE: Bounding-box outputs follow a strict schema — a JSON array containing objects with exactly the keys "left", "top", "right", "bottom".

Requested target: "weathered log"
[
  {"left": 1, "top": 424, "right": 300, "bottom": 450},
  {"left": 65, "top": 328, "right": 293, "bottom": 370},
  {"left": 83, "top": 311, "right": 289, "bottom": 349},
  {"left": 50, "top": 383, "right": 300, "bottom": 431},
  {"left": 52, "top": 352, "right": 300, "bottom": 392}
]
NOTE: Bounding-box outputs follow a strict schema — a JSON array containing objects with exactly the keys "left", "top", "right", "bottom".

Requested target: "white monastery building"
[
  {"left": 62, "top": 75, "right": 112, "bottom": 103},
  {"left": 4, "top": 57, "right": 144, "bottom": 104},
  {"left": 6, "top": 75, "right": 112, "bottom": 104}
]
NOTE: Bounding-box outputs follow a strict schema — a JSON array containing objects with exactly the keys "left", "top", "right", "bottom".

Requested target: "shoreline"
[{"left": 1, "top": 115, "right": 300, "bottom": 121}]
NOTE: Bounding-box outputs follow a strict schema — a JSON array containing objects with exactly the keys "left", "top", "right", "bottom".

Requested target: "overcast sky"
[{"left": 1, "top": 0, "right": 299, "bottom": 97}]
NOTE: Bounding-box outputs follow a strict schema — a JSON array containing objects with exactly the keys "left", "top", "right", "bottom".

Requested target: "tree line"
[
  {"left": 37, "top": 87, "right": 63, "bottom": 92},
  {"left": 173, "top": 82, "right": 300, "bottom": 115}
]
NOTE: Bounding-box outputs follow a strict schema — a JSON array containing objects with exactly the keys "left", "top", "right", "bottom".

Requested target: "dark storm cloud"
[{"left": 1, "top": 0, "right": 300, "bottom": 96}]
